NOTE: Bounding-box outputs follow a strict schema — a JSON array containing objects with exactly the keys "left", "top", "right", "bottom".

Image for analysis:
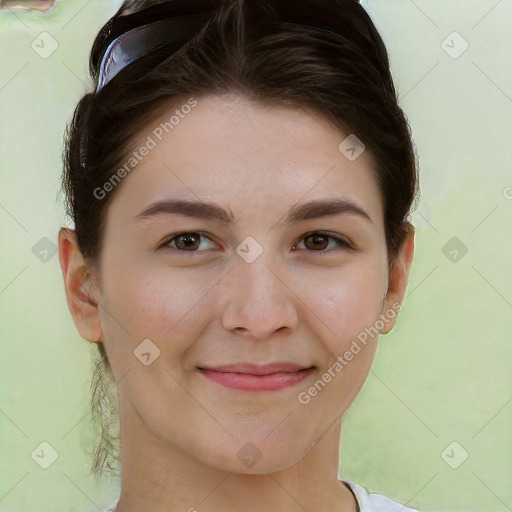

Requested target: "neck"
[{"left": 114, "top": 397, "right": 357, "bottom": 512}]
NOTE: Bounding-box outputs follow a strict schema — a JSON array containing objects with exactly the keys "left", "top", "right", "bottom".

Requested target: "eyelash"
[{"left": 159, "top": 231, "right": 354, "bottom": 255}]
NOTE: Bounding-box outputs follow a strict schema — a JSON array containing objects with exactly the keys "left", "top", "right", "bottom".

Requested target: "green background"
[{"left": 0, "top": 1, "right": 510, "bottom": 510}]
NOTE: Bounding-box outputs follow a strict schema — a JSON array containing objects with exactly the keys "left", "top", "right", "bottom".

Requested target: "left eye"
[
  {"left": 293, "top": 232, "right": 352, "bottom": 252},
  {"left": 159, "top": 231, "right": 352, "bottom": 254}
]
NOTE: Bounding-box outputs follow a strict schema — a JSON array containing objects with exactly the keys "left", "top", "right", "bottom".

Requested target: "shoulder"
[{"left": 342, "top": 479, "right": 421, "bottom": 512}]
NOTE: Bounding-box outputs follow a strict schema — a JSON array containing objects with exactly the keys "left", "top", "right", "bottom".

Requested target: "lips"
[
  {"left": 200, "top": 362, "right": 312, "bottom": 375},
  {"left": 197, "top": 362, "right": 314, "bottom": 391}
]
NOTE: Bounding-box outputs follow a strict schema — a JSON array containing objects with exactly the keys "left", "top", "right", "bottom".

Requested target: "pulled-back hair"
[{"left": 60, "top": 0, "right": 419, "bottom": 484}]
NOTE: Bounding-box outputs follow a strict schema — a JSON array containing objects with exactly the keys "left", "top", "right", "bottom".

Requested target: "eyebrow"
[{"left": 134, "top": 197, "right": 372, "bottom": 225}]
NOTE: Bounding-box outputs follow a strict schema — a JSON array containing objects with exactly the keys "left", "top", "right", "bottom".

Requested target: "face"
[{"left": 60, "top": 93, "right": 413, "bottom": 473}]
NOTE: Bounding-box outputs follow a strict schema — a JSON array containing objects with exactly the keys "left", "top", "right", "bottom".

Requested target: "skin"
[{"left": 59, "top": 93, "right": 414, "bottom": 512}]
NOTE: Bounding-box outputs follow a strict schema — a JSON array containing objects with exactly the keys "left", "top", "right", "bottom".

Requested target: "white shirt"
[
  {"left": 102, "top": 479, "right": 420, "bottom": 511},
  {"left": 342, "top": 479, "right": 421, "bottom": 511}
]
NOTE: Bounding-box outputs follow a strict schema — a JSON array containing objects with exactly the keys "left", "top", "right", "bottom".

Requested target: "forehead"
[{"left": 107, "top": 93, "right": 383, "bottom": 227}]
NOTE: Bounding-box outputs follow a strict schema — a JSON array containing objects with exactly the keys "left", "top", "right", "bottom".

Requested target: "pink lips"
[{"left": 198, "top": 362, "right": 314, "bottom": 391}]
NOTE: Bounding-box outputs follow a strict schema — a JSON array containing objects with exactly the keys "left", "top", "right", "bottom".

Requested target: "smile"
[{"left": 197, "top": 363, "right": 315, "bottom": 392}]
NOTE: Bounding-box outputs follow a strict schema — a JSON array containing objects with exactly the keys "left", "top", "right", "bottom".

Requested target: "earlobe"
[
  {"left": 379, "top": 224, "right": 415, "bottom": 335},
  {"left": 58, "top": 227, "right": 103, "bottom": 343},
  {"left": 379, "top": 292, "right": 400, "bottom": 334},
  {"left": 386, "top": 224, "right": 415, "bottom": 300}
]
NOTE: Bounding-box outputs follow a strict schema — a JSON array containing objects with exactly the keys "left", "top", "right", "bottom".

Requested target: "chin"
[{"left": 199, "top": 435, "right": 311, "bottom": 475}]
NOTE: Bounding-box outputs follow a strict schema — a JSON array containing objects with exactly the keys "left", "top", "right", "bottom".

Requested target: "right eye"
[{"left": 159, "top": 232, "right": 219, "bottom": 254}]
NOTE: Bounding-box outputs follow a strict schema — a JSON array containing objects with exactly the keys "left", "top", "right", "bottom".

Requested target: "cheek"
[
  {"left": 106, "top": 275, "right": 187, "bottom": 335},
  {"left": 100, "top": 262, "right": 214, "bottom": 356},
  {"left": 296, "top": 262, "right": 386, "bottom": 413},
  {"left": 311, "top": 260, "right": 387, "bottom": 356}
]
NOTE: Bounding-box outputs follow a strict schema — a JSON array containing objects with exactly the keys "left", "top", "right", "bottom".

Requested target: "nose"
[{"left": 220, "top": 255, "right": 299, "bottom": 340}]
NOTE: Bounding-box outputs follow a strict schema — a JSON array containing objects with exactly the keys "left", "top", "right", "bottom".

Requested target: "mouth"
[{"left": 197, "top": 362, "right": 315, "bottom": 392}]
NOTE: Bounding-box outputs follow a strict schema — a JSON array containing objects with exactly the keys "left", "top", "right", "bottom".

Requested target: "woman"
[{"left": 58, "top": 0, "right": 419, "bottom": 510}]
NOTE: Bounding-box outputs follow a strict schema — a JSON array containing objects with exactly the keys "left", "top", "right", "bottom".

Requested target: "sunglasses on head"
[{"left": 95, "top": 0, "right": 367, "bottom": 93}]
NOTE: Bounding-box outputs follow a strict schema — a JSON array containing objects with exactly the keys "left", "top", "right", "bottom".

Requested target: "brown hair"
[{"left": 60, "top": 0, "right": 419, "bottom": 484}]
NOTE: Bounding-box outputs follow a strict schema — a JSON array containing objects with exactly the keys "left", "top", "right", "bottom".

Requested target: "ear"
[
  {"left": 379, "top": 223, "right": 415, "bottom": 334},
  {"left": 58, "top": 227, "right": 103, "bottom": 343}
]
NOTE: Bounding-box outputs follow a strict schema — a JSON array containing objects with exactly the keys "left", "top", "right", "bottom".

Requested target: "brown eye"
[
  {"left": 304, "top": 233, "right": 330, "bottom": 251},
  {"left": 160, "top": 232, "right": 217, "bottom": 252},
  {"left": 294, "top": 232, "right": 352, "bottom": 253},
  {"left": 174, "top": 233, "right": 201, "bottom": 250}
]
